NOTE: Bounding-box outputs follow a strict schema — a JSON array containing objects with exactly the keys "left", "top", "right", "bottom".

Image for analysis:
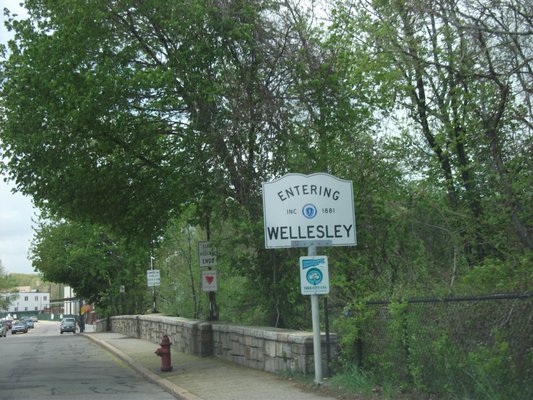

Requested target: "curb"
[{"left": 82, "top": 333, "right": 204, "bottom": 400}]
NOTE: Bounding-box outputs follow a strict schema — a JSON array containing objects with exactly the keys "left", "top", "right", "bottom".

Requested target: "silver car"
[
  {"left": 11, "top": 320, "right": 28, "bottom": 334},
  {"left": 60, "top": 320, "right": 76, "bottom": 334}
]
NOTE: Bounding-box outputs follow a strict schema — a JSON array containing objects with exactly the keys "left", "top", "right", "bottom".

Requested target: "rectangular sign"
[
  {"left": 263, "top": 173, "right": 356, "bottom": 248},
  {"left": 201, "top": 271, "right": 217, "bottom": 292},
  {"left": 146, "top": 270, "right": 160, "bottom": 287},
  {"left": 198, "top": 241, "right": 217, "bottom": 268},
  {"left": 300, "top": 256, "right": 329, "bottom": 295}
]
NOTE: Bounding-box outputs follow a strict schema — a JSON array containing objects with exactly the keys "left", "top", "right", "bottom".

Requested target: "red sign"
[{"left": 201, "top": 271, "right": 217, "bottom": 292}]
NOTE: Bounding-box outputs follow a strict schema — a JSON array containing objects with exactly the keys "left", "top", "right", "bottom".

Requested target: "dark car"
[
  {"left": 11, "top": 320, "right": 28, "bottom": 334},
  {"left": 60, "top": 320, "right": 76, "bottom": 334}
]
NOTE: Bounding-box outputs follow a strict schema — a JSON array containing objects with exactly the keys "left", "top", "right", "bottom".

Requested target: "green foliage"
[
  {"left": 458, "top": 253, "right": 533, "bottom": 293},
  {"left": 155, "top": 207, "right": 313, "bottom": 327},
  {"left": 2, "top": 273, "right": 41, "bottom": 289},
  {"left": 326, "top": 365, "right": 399, "bottom": 399},
  {"left": 336, "top": 297, "right": 533, "bottom": 399},
  {"left": 0, "top": 262, "right": 13, "bottom": 309},
  {"left": 1, "top": 0, "right": 258, "bottom": 241},
  {"left": 466, "top": 337, "right": 510, "bottom": 400},
  {"left": 329, "top": 0, "right": 533, "bottom": 267},
  {"left": 155, "top": 213, "right": 204, "bottom": 319},
  {"left": 30, "top": 219, "right": 151, "bottom": 314},
  {"left": 0, "top": 266, "right": 17, "bottom": 291},
  {"left": 332, "top": 302, "right": 372, "bottom": 365},
  {"left": 2, "top": 0, "right": 527, "bottom": 322},
  {"left": 0, "top": 5, "right": 530, "bottom": 398}
]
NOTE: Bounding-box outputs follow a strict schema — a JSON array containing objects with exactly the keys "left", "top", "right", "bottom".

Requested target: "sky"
[{"left": 0, "top": 1, "right": 38, "bottom": 275}]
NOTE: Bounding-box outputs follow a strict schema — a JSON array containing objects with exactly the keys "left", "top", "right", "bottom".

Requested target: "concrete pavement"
[{"left": 81, "top": 325, "right": 337, "bottom": 400}]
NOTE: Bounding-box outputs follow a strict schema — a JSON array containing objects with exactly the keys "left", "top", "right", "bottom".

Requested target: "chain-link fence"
[{"left": 330, "top": 293, "right": 532, "bottom": 399}]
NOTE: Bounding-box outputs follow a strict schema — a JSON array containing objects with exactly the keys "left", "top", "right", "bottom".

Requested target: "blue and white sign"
[
  {"left": 262, "top": 173, "right": 356, "bottom": 248},
  {"left": 300, "top": 256, "right": 329, "bottom": 295}
]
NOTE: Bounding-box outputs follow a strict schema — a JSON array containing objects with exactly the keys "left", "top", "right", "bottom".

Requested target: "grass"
[
  {"left": 278, "top": 366, "right": 403, "bottom": 400},
  {"left": 324, "top": 366, "right": 402, "bottom": 399}
]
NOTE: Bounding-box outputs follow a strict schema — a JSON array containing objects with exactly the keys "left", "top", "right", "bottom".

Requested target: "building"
[
  {"left": 62, "top": 286, "right": 79, "bottom": 315},
  {"left": 1, "top": 290, "right": 50, "bottom": 313}
]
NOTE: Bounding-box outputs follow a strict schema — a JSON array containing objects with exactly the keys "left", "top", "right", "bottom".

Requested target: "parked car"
[
  {"left": 60, "top": 320, "right": 76, "bottom": 334},
  {"left": 1, "top": 318, "right": 12, "bottom": 330},
  {"left": 30, "top": 316, "right": 38, "bottom": 322},
  {"left": 11, "top": 320, "right": 28, "bottom": 334},
  {"left": 24, "top": 319, "right": 34, "bottom": 329},
  {"left": 0, "top": 321, "right": 7, "bottom": 337}
]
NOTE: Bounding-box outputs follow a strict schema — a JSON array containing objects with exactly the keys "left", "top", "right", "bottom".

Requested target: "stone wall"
[
  {"left": 211, "top": 322, "right": 336, "bottom": 373},
  {"left": 100, "top": 315, "right": 213, "bottom": 356},
  {"left": 96, "top": 315, "right": 337, "bottom": 374}
]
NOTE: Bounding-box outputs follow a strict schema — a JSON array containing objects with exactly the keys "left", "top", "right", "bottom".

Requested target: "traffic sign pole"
[
  {"left": 308, "top": 245, "right": 323, "bottom": 385},
  {"left": 198, "top": 241, "right": 219, "bottom": 321},
  {"left": 148, "top": 256, "right": 159, "bottom": 313}
]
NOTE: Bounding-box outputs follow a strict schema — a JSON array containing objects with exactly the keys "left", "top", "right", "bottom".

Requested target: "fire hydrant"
[{"left": 155, "top": 335, "right": 173, "bottom": 371}]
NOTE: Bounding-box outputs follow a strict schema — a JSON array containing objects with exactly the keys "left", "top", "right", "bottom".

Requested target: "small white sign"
[
  {"left": 199, "top": 255, "right": 217, "bottom": 268},
  {"left": 201, "top": 271, "right": 217, "bottom": 292},
  {"left": 198, "top": 241, "right": 217, "bottom": 268},
  {"left": 263, "top": 173, "right": 356, "bottom": 248},
  {"left": 300, "top": 256, "right": 329, "bottom": 295},
  {"left": 147, "top": 270, "right": 160, "bottom": 287}
]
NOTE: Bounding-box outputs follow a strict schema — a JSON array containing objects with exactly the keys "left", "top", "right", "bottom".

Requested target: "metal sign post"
[
  {"left": 300, "top": 252, "right": 330, "bottom": 384},
  {"left": 147, "top": 256, "right": 160, "bottom": 313},
  {"left": 198, "top": 241, "right": 219, "bottom": 320},
  {"left": 308, "top": 246, "right": 323, "bottom": 383}
]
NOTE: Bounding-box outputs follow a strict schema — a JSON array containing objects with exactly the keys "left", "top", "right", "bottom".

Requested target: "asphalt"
[{"left": 81, "top": 324, "right": 338, "bottom": 400}]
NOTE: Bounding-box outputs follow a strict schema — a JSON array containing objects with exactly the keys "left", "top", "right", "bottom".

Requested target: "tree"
[
  {"left": 0, "top": 0, "right": 307, "bottom": 241},
  {"left": 0, "top": 260, "right": 16, "bottom": 310},
  {"left": 30, "top": 219, "right": 151, "bottom": 314},
  {"left": 329, "top": 0, "right": 532, "bottom": 269},
  {"left": 0, "top": 0, "right": 384, "bottom": 325}
]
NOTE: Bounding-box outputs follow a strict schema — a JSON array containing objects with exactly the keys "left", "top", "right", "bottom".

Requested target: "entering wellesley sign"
[{"left": 262, "top": 173, "right": 356, "bottom": 248}]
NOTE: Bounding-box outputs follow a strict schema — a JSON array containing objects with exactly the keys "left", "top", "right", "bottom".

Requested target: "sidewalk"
[{"left": 81, "top": 326, "right": 337, "bottom": 400}]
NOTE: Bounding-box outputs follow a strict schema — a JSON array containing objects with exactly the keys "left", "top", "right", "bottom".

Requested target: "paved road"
[{"left": 0, "top": 320, "right": 176, "bottom": 400}]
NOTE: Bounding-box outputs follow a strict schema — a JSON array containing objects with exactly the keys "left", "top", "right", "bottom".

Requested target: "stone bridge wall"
[{"left": 95, "top": 315, "right": 337, "bottom": 374}]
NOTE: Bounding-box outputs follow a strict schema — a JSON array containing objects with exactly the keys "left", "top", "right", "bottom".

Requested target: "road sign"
[
  {"left": 80, "top": 304, "right": 92, "bottom": 315},
  {"left": 300, "top": 256, "right": 329, "bottom": 295},
  {"left": 146, "top": 270, "right": 160, "bottom": 287},
  {"left": 201, "top": 271, "right": 217, "bottom": 292},
  {"left": 198, "top": 241, "right": 217, "bottom": 268},
  {"left": 262, "top": 173, "right": 356, "bottom": 248}
]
